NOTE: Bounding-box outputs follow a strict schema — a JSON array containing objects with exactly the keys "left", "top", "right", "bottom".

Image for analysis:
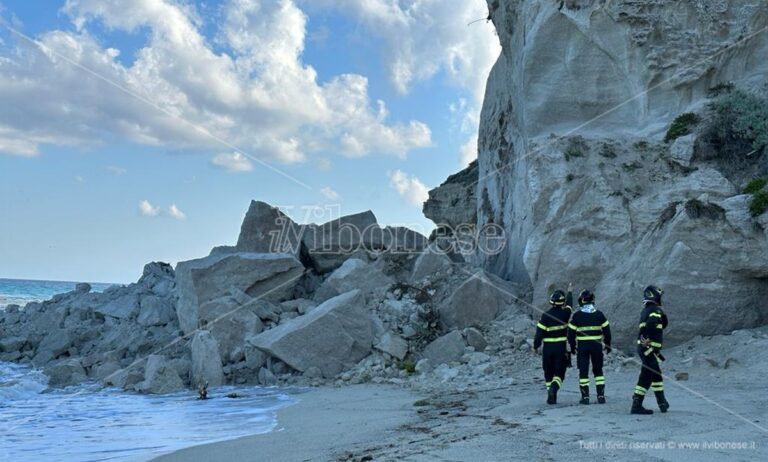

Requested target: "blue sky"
[{"left": 0, "top": 0, "right": 498, "bottom": 283}]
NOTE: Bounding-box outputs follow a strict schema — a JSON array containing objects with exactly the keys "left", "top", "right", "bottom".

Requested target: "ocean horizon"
[{"left": 0, "top": 278, "right": 118, "bottom": 309}]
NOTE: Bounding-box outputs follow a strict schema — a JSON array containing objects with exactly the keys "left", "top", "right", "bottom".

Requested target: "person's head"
[
  {"left": 643, "top": 285, "right": 663, "bottom": 306},
  {"left": 549, "top": 290, "right": 567, "bottom": 308},
  {"left": 578, "top": 289, "right": 595, "bottom": 306}
]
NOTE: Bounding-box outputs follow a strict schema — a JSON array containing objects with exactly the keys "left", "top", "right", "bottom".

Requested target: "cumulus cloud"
[
  {"left": 211, "top": 151, "right": 253, "bottom": 173},
  {"left": 139, "top": 200, "right": 160, "bottom": 217},
  {"left": 168, "top": 204, "right": 186, "bottom": 220},
  {"left": 0, "top": 0, "right": 432, "bottom": 162},
  {"left": 388, "top": 169, "right": 429, "bottom": 207},
  {"left": 300, "top": 0, "right": 499, "bottom": 164},
  {"left": 320, "top": 186, "right": 340, "bottom": 201}
]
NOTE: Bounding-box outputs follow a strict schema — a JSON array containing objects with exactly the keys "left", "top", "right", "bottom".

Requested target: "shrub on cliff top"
[
  {"left": 709, "top": 87, "right": 768, "bottom": 153},
  {"left": 664, "top": 112, "right": 700, "bottom": 143}
]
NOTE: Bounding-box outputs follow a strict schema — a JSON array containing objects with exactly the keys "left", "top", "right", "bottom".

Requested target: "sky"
[{"left": 0, "top": 0, "right": 500, "bottom": 283}]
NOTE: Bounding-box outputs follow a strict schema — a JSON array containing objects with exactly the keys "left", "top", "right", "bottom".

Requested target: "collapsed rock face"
[
  {"left": 470, "top": 0, "right": 768, "bottom": 346},
  {"left": 423, "top": 160, "right": 478, "bottom": 229}
]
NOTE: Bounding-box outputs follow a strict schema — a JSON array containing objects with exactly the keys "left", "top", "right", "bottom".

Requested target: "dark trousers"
[
  {"left": 635, "top": 346, "right": 663, "bottom": 395},
  {"left": 577, "top": 341, "right": 604, "bottom": 387},
  {"left": 542, "top": 343, "right": 568, "bottom": 389}
]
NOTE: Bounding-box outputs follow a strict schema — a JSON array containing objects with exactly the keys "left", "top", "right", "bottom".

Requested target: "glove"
[{"left": 604, "top": 345, "right": 612, "bottom": 354}]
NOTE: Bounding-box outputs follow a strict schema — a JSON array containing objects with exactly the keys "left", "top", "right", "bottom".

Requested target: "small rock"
[
  {"left": 463, "top": 327, "right": 488, "bottom": 352},
  {"left": 374, "top": 333, "right": 409, "bottom": 361},
  {"left": 474, "top": 363, "right": 495, "bottom": 375},
  {"left": 401, "top": 325, "right": 418, "bottom": 339},
  {"left": 415, "top": 359, "right": 432, "bottom": 374},
  {"left": 0, "top": 336, "right": 26, "bottom": 353},
  {"left": 75, "top": 283, "right": 92, "bottom": 294},
  {"left": 304, "top": 366, "right": 323, "bottom": 379},
  {"left": 675, "top": 372, "right": 689, "bottom": 381},
  {"left": 258, "top": 367, "right": 277, "bottom": 386}
]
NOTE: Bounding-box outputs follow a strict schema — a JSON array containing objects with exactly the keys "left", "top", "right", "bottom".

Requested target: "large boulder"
[
  {"left": 422, "top": 331, "right": 465, "bottom": 366},
  {"left": 313, "top": 258, "right": 394, "bottom": 302},
  {"left": 249, "top": 290, "right": 373, "bottom": 378},
  {"left": 32, "top": 329, "right": 74, "bottom": 365},
  {"left": 410, "top": 244, "right": 453, "bottom": 282},
  {"left": 44, "top": 358, "right": 87, "bottom": 387},
  {"left": 175, "top": 252, "right": 304, "bottom": 334},
  {"left": 190, "top": 331, "right": 224, "bottom": 387},
  {"left": 439, "top": 271, "right": 513, "bottom": 330},
  {"left": 198, "top": 295, "right": 265, "bottom": 364},
  {"left": 236, "top": 201, "right": 303, "bottom": 256},
  {"left": 138, "top": 355, "right": 185, "bottom": 394},
  {"left": 137, "top": 295, "right": 175, "bottom": 327},
  {"left": 95, "top": 293, "right": 140, "bottom": 320},
  {"left": 302, "top": 211, "right": 381, "bottom": 273},
  {"left": 138, "top": 262, "right": 176, "bottom": 297}
]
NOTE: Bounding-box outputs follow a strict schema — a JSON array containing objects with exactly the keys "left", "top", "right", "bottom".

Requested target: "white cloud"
[
  {"left": 75, "top": 175, "right": 85, "bottom": 183},
  {"left": 388, "top": 169, "right": 429, "bottom": 207},
  {"left": 300, "top": 0, "right": 499, "bottom": 165},
  {"left": 320, "top": 186, "right": 340, "bottom": 201},
  {"left": 107, "top": 165, "right": 127, "bottom": 175},
  {"left": 139, "top": 199, "right": 160, "bottom": 217},
  {"left": 168, "top": 204, "right": 186, "bottom": 220},
  {"left": 0, "top": 0, "right": 432, "bottom": 162},
  {"left": 460, "top": 135, "right": 478, "bottom": 165},
  {"left": 211, "top": 151, "right": 253, "bottom": 173}
]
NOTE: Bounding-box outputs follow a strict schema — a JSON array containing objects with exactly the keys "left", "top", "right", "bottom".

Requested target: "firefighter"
[
  {"left": 631, "top": 285, "right": 670, "bottom": 415},
  {"left": 533, "top": 284, "right": 574, "bottom": 405},
  {"left": 567, "top": 289, "right": 611, "bottom": 405}
]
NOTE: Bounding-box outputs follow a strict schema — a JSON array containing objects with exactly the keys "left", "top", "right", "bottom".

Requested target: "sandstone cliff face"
[{"left": 471, "top": 0, "right": 768, "bottom": 346}]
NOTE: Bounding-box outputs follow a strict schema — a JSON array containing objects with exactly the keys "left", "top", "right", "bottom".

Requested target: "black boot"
[
  {"left": 630, "top": 394, "right": 653, "bottom": 415},
  {"left": 655, "top": 391, "right": 669, "bottom": 413},
  {"left": 596, "top": 385, "right": 606, "bottom": 404},
  {"left": 579, "top": 386, "right": 590, "bottom": 405},
  {"left": 547, "top": 383, "right": 559, "bottom": 405}
]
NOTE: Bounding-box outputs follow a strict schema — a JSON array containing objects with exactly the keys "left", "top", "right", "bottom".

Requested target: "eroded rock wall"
[{"left": 473, "top": 0, "right": 768, "bottom": 346}]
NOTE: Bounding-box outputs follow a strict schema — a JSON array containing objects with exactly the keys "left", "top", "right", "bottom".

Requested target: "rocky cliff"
[{"left": 436, "top": 0, "right": 768, "bottom": 346}]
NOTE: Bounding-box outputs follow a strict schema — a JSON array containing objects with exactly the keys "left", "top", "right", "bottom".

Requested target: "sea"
[
  {"left": 0, "top": 278, "right": 116, "bottom": 309},
  {"left": 0, "top": 279, "right": 297, "bottom": 462}
]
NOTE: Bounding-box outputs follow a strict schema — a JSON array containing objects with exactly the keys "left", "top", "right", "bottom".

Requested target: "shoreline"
[
  {"left": 149, "top": 384, "right": 420, "bottom": 462},
  {"left": 149, "top": 355, "right": 768, "bottom": 462}
]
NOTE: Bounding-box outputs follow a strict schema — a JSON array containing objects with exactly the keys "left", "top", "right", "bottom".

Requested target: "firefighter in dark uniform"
[
  {"left": 567, "top": 289, "right": 611, "bottom": 405},
  {"left": 631, "top": 285, "right": 670, "bottom": 415},
  {"left": 533, "top": 285, "right": 573, "bottom": 405}
]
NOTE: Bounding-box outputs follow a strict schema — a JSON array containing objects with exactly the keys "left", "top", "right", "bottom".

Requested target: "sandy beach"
[
  {"left": 151, "top": 353, "right": 767, "bottom": 462},
  {"left": 150, "top": 385, "right": 421, "bottom": 462}
]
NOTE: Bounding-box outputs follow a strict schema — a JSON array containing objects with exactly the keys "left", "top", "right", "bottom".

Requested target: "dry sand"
[{"left": 151, "top": 356, "right": 767, "bottom": 462}]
